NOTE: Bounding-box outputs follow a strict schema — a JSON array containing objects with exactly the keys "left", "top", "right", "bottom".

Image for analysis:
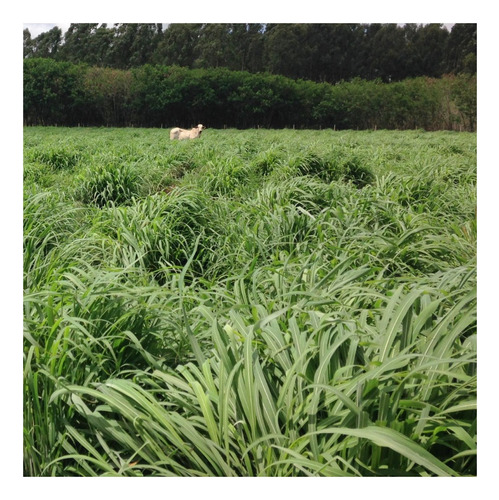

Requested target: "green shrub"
[{"left": 24, "top": 59, "right": 476, "bottom": 130}]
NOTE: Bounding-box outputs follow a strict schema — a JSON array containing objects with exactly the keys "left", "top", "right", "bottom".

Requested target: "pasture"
[{"left": 23, "top": 126, "right": 477, "bottom": 476}]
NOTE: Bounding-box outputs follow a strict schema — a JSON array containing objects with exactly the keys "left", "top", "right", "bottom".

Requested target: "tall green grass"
[{"left": 23, "top": 127, "right": 476, "bottom": 476}]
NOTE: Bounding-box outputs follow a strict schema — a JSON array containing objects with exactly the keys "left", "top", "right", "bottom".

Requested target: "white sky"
[{"left": 23, "top": 22, "right": 72, "bottom": 37}]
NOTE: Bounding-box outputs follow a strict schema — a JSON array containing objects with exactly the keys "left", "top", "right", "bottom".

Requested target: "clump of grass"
[
  {"left": 193, "top": 156, "right": 253, "bottom": 197},
  {"left": 75, "top": 163, "right": 141, "bottom": 207},
  {"left": 46, "top": 264, "right": 475, "bottom": 477},
  {"left": 251, "top": 148, "right": 285, "bottom": 176},
  {"left": 289, "top": 150, "right": 334, "bottom": 180},
  {"left": 341, "top": 155, "right": 375, "bottom": 187},
  {"left": 285, "top": 147, "right": 374, "bottom": 187},
  {"left": 23, "top": 189, "right": 89, "bottom": 290},
  {"left": 159, "top": 150, "right": 198, "bottom": 179},
  {"left": 27, "top": 145, "right": 84, "bottom": 170},
  {"left": 23, "top": 161, "right": 53, "bottom": 186},
  {"left": 97, "top": 187, "right": 222, "bottom": 279}
]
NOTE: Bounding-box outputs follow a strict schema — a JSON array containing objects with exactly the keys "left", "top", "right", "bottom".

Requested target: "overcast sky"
[{"left": 24, "top": 23, "right": 99, "bottom": 37}]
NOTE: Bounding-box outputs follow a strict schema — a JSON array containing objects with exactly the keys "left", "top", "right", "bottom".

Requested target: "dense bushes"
[
  {"left": 23, "top": 58, "right": 476, "bottom": 130},
  {"left": 23, "top": 58, "right": 88, "bottom": 126}
]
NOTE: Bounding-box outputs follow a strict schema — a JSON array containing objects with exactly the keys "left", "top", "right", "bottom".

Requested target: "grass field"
[{"left": 23, "top": 126, "right": 477, "bottom": 477}]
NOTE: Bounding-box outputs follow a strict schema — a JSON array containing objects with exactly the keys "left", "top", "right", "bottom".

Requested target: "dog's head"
[{"left": 197, "top": 124, "right": 206, "bottom": 131}]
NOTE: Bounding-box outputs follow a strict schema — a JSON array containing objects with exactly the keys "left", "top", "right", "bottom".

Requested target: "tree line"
[
  {"left": 23, "top": 23, "right": 476, "bottom": 85},
  {"left": 23, "top": 58, "right": 476, "bottom": 131}
]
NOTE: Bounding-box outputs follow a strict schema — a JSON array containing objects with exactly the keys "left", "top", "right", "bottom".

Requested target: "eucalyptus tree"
[
  {"left": 106, "top": 23, "right": 162, "bottom": 69},
  {"left": 444, "top": 23, "right": 477, "bottom": 74},
  {"left": 368, "top": 24, "right": 409, "bottom": 82},
  {"left": 224, "top": 23, "right": 265, "bottom": 72},
  {"left": 23, "top": 28, "right": 34, "bottom": 58},
  {"left": 263, "top": 24, "right": 313, "bottom": 80},
  {"left": 59, "top": 24, "right": 100, "bottom": 64},
  {"left": 152, "top": 23, "right": 202, "bottom": 67},
  {"left": 193, "top": 24, "right": 233, "bottom": 69},
  {"left": 404, "top": 23, "right": 450, "bottom": 78},
  {"left": 27, "top": 26, "right": 62, "bottom": 59}
]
